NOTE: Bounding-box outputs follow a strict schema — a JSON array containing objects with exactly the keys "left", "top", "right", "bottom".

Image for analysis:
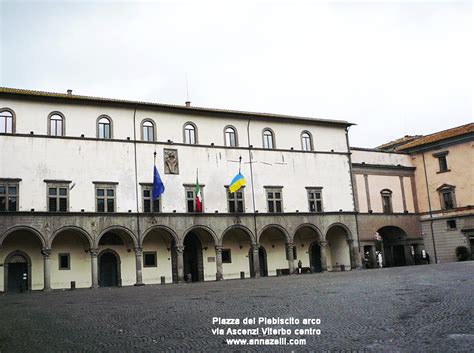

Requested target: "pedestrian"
[
  {"left": 298, "top": 260, "right": 302, "bottom": 274},
  {"left": 377, "top": 251, "right": 383, "bottom": 268}
]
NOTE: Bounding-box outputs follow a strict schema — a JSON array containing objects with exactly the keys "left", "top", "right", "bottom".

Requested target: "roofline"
[
  {"left": 350, "top": 146, "right": 408, "bottom": 155},
  {"left": 0, "top": 87, "right": 354, "bottom": 127}
]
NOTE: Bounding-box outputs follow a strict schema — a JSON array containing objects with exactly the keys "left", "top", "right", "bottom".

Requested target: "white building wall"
[{"left": 351, "top": 149, "right": 413, "bottom": 166}]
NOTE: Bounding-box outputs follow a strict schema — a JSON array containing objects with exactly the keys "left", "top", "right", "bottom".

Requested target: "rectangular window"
[
  {"left": 142, "top": 186, "right": 160, "bottom": 213},
  {"left": 47, "top": 184, "right": 69, "bottom": 212},
  {"left": 143, "top": 252, "right": 157, "bottom": 267},
  {"left": 222, "top": 249, "right": 232, "bottom": 263},
  {"left": 185, "top": 186, "right": 203, "bottom": 213},
  {"left": 442, "top": 191, "right": 454, "bottom": 210},
  {"left": 382, "top": 195, "right": 393, "bottom": 213},
  {"left": 0, "top": 182, "right": 19, "bottom": 212},
  {"left": 447, "top": 219, "right": 457, "bottom": 230},
  {"left": 307, "top": 188, "right": 323, "bottom": 213},
  {"left": 227, "top": 188, "right": 245, "bottom": 213},
  {"left": 438, "top": 156, "right": 448, "bottom": 172},
  {"left": 95, "top": 185, "right": 116, "bottom": 212},
  {"left": 59, "top": 253, "right": 70, "bottom": 270},
  {"left": 266, "top": 188, "right": 283, "bottom": 213}
]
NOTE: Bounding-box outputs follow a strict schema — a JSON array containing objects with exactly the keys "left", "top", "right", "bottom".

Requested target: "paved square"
[{"left": 1, "top": 262, "right": 473, "bottom": 352}]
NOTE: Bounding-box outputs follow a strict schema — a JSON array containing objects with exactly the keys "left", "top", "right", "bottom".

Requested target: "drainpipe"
[{"left": 421, "top": 152, "right": 438, "bottom": 263}]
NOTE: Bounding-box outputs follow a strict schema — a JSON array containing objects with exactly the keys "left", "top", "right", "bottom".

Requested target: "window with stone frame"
[
  {"left": 0, "top": 181, "right": 19, "bottom": 211},
  {"left": 97, "top": 116, "right": 112, "bottom": 139},
  {"left": 433, "top": 151, "right": 449, "bottom": 173},
  {"left": 222, "top": 249, "right": 232, "bottom": 263},
  {"left": 141, "top": 120, "right": 155, "bottom": 142},
  {"left": 47, "top": 183, "right": 69, "bottom": 212},
  {"left": 381, "top": 189, "right": 393, "bottom": 214},
  {"left": 48, "top": 113, "right": 65, "bottom": 136},
  {"left": 438, "top": 185, "right": 456, "bottom": 210},
  {"left": 141, "top": 185, "right": 161, "bottom": 213},
  {"left": 184, "top": 123, "right": 197, "bottom": 144},
  {"left": 307, "top": 187, "right": 323, "bottom": 212},
  {"left": 143, "top": 251, "right": 157, "bottom": 267},
  {"left": 58, "top": 253, "right": 70, "bottom": 270},
  {"left": 301, "top": 131, "right": 313, "bottom": 151},
  {"left": 224, "top": 126, "right": 238, "bottom": 147},
  {"left": 95, "top": 184, "right": 116, "bottom": 212},
  {"left": 227, "top": 187, "right": 245, "bottom": 213},
  {"left": 185, "top": 185, "right": 204, "bottom": 213},
  {"left": 262, "top": 129, "right": 275, "bottom": 149},
  {"left": 0, "top": 109, "right": 14, "bottom": 134},
  {"left": 265, "top": 187, "right": 283, "bottom": 213}
]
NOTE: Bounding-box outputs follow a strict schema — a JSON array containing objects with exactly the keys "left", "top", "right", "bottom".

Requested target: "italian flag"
[{"left": 195, "top": 173, "right": 202, "bottom": 212}]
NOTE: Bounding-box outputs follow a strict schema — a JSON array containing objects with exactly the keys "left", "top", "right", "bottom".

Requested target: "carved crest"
[{"left": 164, "top": 149, "right": 179, "bottom": 174}]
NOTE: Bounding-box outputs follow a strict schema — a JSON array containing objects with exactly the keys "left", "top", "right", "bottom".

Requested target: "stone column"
[
  {"left": 175, "top": 245, "right": 185, "bottom": 283},
  {"left": 348, "top": 239, "right": 356, "bottom": 269},
  {"left": 404, "top": 244, "right": 415, "bottom": 266},
  {"left": 371, "top": 245, "right": 377, "bottom": 268},
  {"left": 251, "top": 243, "right": 260, "bottom": 278},
  {"left": 319, "top": 241, "right": 328, "bottom": 271},
  {"left": 215, "top": 245, "right": 223, "bottom": 281},
  {"left": 286, "top": 242, "right": 295, "bottom": 274},
  {"left": 134, "top": 247, "right": 144, "bottom": 286},
  {"left": 42, "top": 248, "right": 52, "bottom": 291},
  {"left": 90, "top": 248, "right": 99, "bottom": 288}
]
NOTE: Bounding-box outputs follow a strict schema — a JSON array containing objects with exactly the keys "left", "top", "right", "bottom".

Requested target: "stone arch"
[
  {"left": 182, "top": 225, "right": 218, "bottom": 246},
  {"left": 98, "top": 248, "right": 122, "bottom": 287},
  {"left": 220, "top": 224, "right": 255, "bottom": 245},
  {"left": 0, "top": 226, "right": 46, "bottom": 249},
  {"left": 95, "top": 226, "right": 138, "bottom": 249},
  {"left": 141, "top": 225, "right": 179, "bottom": 247},
  {"left": 377, "top": 226, "right": 412, "bottom": 267},
  {"left": 49, "top": 226, "right": 93, "bottom": 249},
  {"left": 325, "top": 222, "right": 353, "bottom": 241},
  {"left": 293, "top": 223, "right": 324, "bottom": 270},
  {"left": 325, "top": 222, "right": 353, "bottom": 271},
  {"left": 3, "top": 250, "right": 32, "bottom": 292},
  {"left": 293, "top": 223, "right": 323, "bottom": 243},
  {"left": 257, "top": 224, "right": 290, "bottom": 243}
]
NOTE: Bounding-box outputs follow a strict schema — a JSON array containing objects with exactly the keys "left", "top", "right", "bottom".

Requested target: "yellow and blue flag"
[{"left": 229, "top": 172, "right": 246, "bottom": 193}]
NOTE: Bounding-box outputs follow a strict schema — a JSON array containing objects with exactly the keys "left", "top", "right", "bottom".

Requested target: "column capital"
[
  {"left": 41, "top": 248, "right": 52, "bottom": 258},
  {"left": 319, "top": 241, "right": 328, "bottom": 247},
  {"left": 89, "top": 248, "right": 99, "bottom": 257},
  {"left": 174, "top": 245, "right": 185, "bottom": 254},
  {"left": 251, "top": 243, "right": 260, "bottom": 251},
  {"left": 347, "top": 239, "right": 354, "bottom": 245},
  {"left": 134, "top": 247, "right": 143, "bottom": 254},
  {"left": 285, "top": 242, "right": 294, "bottom": 249},
  {"left": 215, "top": 245, "right": 223, "bottom": 253}
]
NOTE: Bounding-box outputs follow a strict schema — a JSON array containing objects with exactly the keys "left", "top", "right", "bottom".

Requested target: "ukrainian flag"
[{"left": 229, "top": 172, "right": 246, "bottom": 193}]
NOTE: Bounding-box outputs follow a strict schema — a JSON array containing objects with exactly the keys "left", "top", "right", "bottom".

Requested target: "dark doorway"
[
  {"left": 258, "top": 246, "right": 268, "bottom": 277},
  {"left": 183, "top": 232, "right": 203, "bottom": 282},
  {"left": 310, "top": 243, "right": 323, "bottom": 272},
  {"left": 99, "top": 252, "right": 119, "bottom": 287},
  {"left": 393, "top": 245, "right": 406, "bottom": 267},
  {"left": 7, "top": 262, "right": 28, "bottom": 292}
]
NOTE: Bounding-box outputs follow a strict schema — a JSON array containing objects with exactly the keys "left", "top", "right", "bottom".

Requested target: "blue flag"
[{"left": 152, "top": 165, "right": 165, "bottom": 201}]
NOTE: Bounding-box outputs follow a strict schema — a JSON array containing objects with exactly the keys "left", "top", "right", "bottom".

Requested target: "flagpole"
[
  {"left": 154, "top": 151, "right": 157, "bottom": 165},
  {"left": 239, "top": 156, "right": 242, "bottom": 174}
]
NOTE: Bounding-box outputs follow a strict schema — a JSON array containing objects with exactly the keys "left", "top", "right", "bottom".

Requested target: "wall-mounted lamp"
[
  {"left": 30, "top": 131, "right": 34, "bottom": 135},
  {"left": 203, "top": 247, "right": 208, "bottom": 251},
  {"left": 81, "top": 134, "right": 85, "bottom": 138}
]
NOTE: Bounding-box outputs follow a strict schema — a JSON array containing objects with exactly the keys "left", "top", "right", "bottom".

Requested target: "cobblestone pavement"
[{"left": 1, "top": 262, "right": 473, "bottom": 352}]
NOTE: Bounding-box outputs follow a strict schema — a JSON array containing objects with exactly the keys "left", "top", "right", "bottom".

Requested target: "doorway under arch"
[
  {"left": 249, "top": 246, "right": 268, "bottom": 277},
  {"left": 99, "top": 250, "right": 121, "bottom": 287},
  {"left": 4, "top": 251, "right": 31, "bottom": 292},
  {"left": 183, "top": 232, "right": 203, "bottom": 282},
  {"left": 309, "top": 242, "right": 323, "bottom": 273}
]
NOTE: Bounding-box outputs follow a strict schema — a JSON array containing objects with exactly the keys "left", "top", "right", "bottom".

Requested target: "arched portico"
[
  {"left": 0, "top": 227, "right": 45, "bottom": 291},
  {"left": 294, "top": 224, "right": 326, "bottom": 273},
  {"left": 221, "top": 225, "right": 254, "bottom": 280},
  {"left": 141, "top": 225, "right": 178, "bottom": 284},
  {"left": 258, "top": 225, "right": 290, "bottom": 276},
  {"left": 325, "top": 224, "right": 353, "bottom": 271},
  {"left": 377, "top": 226, "right": 415, "bottom": 267}
]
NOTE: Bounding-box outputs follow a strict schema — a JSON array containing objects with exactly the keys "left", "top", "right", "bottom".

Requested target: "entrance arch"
[
  {"left": 309, "top": 242, "right": 323, "bottom": 273},
  {"left": 183, "top": 233, "right": 203, "bottom": 282},
  {"left": 182, "top": 226, "right": 218, "bottom": 282},
  {"left": 258, "top": 225, "right": 289, "bottom": 276},
  {"left": 377, "top": 226, "right": 411, "bottom": 267},
  {"left": 98, "top": 250, "right": 121, "bottom": 287},
  {"left": 221, "top": 225, "right": 254, "bottom": 279},
  {"left": 294, "top": 224, "right": 324, "bottom": 273},
  {"left": 326, "top": 224, "right": 352, "bottom": 271},
  {"left": 4, "top": 251, "right": 31, "bottom": 292}
]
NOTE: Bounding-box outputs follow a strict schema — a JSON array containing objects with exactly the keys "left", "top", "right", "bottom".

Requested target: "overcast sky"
[{"left": 1, "top": 0, "right": 472, "bottom": 147}]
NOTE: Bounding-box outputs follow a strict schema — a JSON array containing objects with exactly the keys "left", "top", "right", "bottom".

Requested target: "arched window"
[
  {"left": 301, "top": 131, "right": 313, "bottom": 151},
  {"left": 262, "top": 128, "right": 275, "bottom": 149},
  {"left": 224, "top": 126, "right": 238, "bottom": 147},
  {"left": 184, "top": 122, "right": 197, "bottom": 144},
  {"left": 48, "top": 112, "right": 65, "bottom": 136},
  {"left": 381, "top": 189, "right": 393, "bottom": 214},
  {"left": 97, "top": 116, "right": 112, "bottom": 139},
  {"left": 0, "top": 109, "right": 14, "bottom": 134},
  {"left": 141, "top": 120, "right": 155, "bottom": 141}
]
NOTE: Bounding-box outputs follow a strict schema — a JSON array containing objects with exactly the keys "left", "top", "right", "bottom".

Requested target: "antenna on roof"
[{"left": 185, "top": 72, "right": 191, "bottom": 107}]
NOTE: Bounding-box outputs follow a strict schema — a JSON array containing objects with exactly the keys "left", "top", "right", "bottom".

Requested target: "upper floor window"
[
  {"left": 47, "top": 183, "right": 69, "bottom": 212},
  {"left": 433, "top": 151, "right": 449, "bottom": 173},
  {"left": 227, "top": 187, "right": 244, "bottom": 213},
  {"left": 301, "top": 131, "right": 313, "bottom": 151},
  {"left": 141, "top": 120, "right": 155, "bottom": 142},
  {"left": 224, "top": 126, "right": 238, "bottom": 147},
  {"left": 0, "top": 109, "right": 14, "bottom": 134},
  {"left": 307, "top": 187, "right": 323, "bottom": 212},
  {"left": 0, "top": 180, "right": 19, "bottom": 211},
  {"left": 142, "top": 185, "right": 160, "bottom": 212},
  {"left": 95, "top": 184, "right": 116, "bottom": 212},
  {"left": 265, "top": 187, "right": 283, "bottom": 213},
  {"left": 381, "top": 189, "right": 393, "bottom": 214},
  {"left": 97, "top": 116, "right": 112, "bottom": 139},
  {"left": 437, "top": 184, "right": 456, "bottom": 210},
  {"left": 185, "top": 185, "right": 203, "bottom": 212},
  {"left": 184, "top": 122, "right": 197, "bottom": 144},
  {"left": 262, "top": 129, "right": 275, "bottom": 149},
  {"left": 48, "top": 112, "right": 65, "bottom": 136}
]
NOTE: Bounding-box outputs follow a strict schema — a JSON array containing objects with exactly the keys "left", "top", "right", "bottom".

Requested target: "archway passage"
[
  {"left": 221, "top": 227, "right": 253, "bottom": 279},
  {"left": 142, "top": 227, "right": 176, "bottom": 284},
  {"left": 258, "top": 226, "right": 288, "bottom": 276},
  {"left": 326, "top": 225, "right": 352, "bottom": 271},
  {"left": 183, "top": 232, "right": 203, "bottom": 282},
  {"left": 6, "top": 253, "right": 29, "bottom": 292},
  {"left": 310, "top": 243, "right": 322, "bottom": 273},
  {"left": 377, "top": 226, "right": 410, "bottom": 267},
  {"left": 99, "top": 251, "right": 119, "bottom": 287}
]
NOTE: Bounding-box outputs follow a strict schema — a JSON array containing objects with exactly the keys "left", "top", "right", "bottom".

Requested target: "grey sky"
[{"left": 1, "top": 0, "right": 472, "bottom": 147}]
